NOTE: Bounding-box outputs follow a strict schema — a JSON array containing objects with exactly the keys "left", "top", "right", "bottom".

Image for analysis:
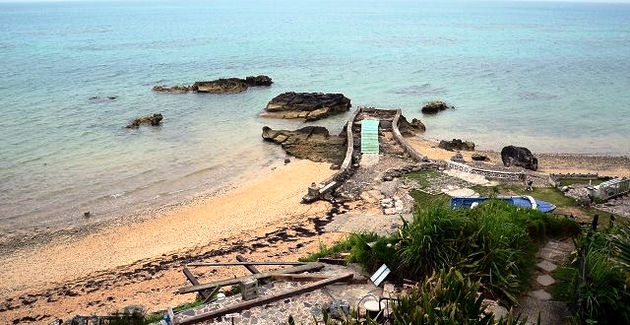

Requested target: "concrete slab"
[
  {"left": 537, "top": 260, "right": 557, "bottom": 273},
  {"left": 536, "top": 275, "right": 556, "bottom": 287},
  {"left": 528, "top": 290, "right": 552, "bottom": 301}
]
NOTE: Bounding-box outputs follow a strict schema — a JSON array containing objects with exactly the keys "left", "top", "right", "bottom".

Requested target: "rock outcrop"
[
  {"left": 471, "top": 153, "right": 490, "bottom": 161},
  {"left": 438, "top": 139, "right": 475, "bottom": 151},
  {"left": 262, "top": 126, "right": 346, "bottom": 164},
  {"left": 126, "top": 113, "right": 163, "bottom": 128},
  {"left": 421, "top": 100, "right": 454, "bottom": 114},
  {"left": 262, "top": 92, "right": 351, "bottom": 121},
  {"left": 501, "top": 145, "right": 538, "bottom": 171},
  {"left": 152, "top": 75, "right": 272, "bottom": 93},
  {"left": 398, "top": 115, "right": 426, "bottom": 137}
]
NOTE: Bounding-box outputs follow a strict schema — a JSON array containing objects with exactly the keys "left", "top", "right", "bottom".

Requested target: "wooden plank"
[
  {"left": 236, "top": 255, "right": 261, "bottom": 275},
  {"left": 178, "top": 273, "right": 353, "bottom": 325},
  {"left": 237, "top": 255, "right": 270, "bottom": 285},
  {"left": 186, "top": 261, "right": 305, "bottom": 267},
  {"left": 271, "top": 274, "right": 332, "bottom": 282},
  {"left": 182, "top": 267, "right": 211, "bottom": 301},
  {"left": 178, "top": 262, "right": 325, "bottom": 294}
]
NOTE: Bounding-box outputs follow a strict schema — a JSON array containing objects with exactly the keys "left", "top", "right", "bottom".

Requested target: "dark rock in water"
[
  {"left": 152, "top": 75, "right": 272, "bottom": 93},
  {"left": 438, "top": 139, "right": 475, "bottom": 151},
  {"left": 245, "top": 75, "right": 273, "bottom": 86},
  {"left": 398, "top": 115, "right": 426, "bottom": 137},
  {"left": 192, "top": 78, "right": 249, "bottom": 93},
  {"left": 89, "top": 96, "right": 118, "bottom": 103},
  {"left": 451, "top": 152, "right": 465, "bottom": 163},
  {"left": 262, "top": 92, "right": 351, "bottom": 121},
  {"left": 262, "top": 126, "right": 346, "bottom": 164},
  {"left": 421, "top": 100, "right": 454, "bottom": 114},
  {"left": 152, "top": 85, "right": 193, "bottom": 93},
  {"left": 126, "top": 113, "right": 163, "bottom": 128},
  {"left": 471, "top": 153, "right": 490, "bottom": 161},
  {"left": 284, "top": 158, "right": 291, "bottom": 164},
  {"left": 501, "top": 145, "right": 538, "bottom": 171}
]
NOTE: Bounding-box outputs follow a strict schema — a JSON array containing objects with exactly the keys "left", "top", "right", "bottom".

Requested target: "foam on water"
[{"left": 1, "top": 0, "right": 629, "bottom": 236}]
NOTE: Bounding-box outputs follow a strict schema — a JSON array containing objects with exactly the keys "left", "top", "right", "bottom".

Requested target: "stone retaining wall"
[
  {"left": 391, "top": 110, "right": 426, "bottom": 162},
  {"left": 446, "top": 161, "right": 524, "bottom": 181}
]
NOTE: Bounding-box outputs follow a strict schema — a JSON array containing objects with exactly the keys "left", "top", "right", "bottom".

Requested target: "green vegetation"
[
  {"left": 550, "top": 227, "right": 630, "bottom": 324},
  {"left": 143, "top": 297, "right": 204, "bottom": 324},
  {"left": 301, "top": 196, "right": 579, "bottom": 323},
  {"left": 558, "top": 178, "right": 604, "bottom": 187},
  {"left": 403, "top": 170, "right": 444, "bottom": 188},
  {"left": 471, "top": 184, "right": 576, "bottom": 209}
]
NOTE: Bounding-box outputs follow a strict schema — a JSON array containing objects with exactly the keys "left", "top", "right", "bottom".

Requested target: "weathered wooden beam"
[
  {"left": 178, "top": 273, "right": 353, "bottom": 325},
  {"left": 178, "top": 262, "right": 325, "bottom": 294},
  {"left": 236, "top": 255, "right": 262, "bottom": 275},
  {"left": 186, "top": 261, "right": 305, "bottom": 267},
  {"left": 182, "top": 267, "right": 211, "bottom": 301},
  {"left": 271, "top": 274, "right": 332, "bottom": 282}
]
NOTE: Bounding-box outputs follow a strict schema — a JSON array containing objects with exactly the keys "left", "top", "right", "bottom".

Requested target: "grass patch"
[
  {"left": 404, "top": 170, "right": 444, "bottom": 189},
  {"left": 548, "top": 265, "right": 578, "bottom": 302},
  {"left": 298, "top": 238, "right": 355, "bottom": 262},
  {"left": 409, "top": 189, "right": 449, "bottom": 206},
  {"left": 558, "top": 178, "right": 604, "bottom": 187},
  {"left": 471, "top": 184, "right": 576, "bottom": 209}
]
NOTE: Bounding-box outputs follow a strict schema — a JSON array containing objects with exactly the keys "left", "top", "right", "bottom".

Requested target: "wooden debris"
[
  {"left": 178, "top": 273, "right": 353, "bottom": 325},
  {"left": 178, "top": 262, "right": 325, "bottom": 295},
  {"left": 236, "top": 255, "right": 261, "bottom": 275},
  {"left": 271, "top": 274, "right": 332, "bottom": 282},
  {"left": 317, "top": 257, "right": 347, "bottom": 265},
  {"left": 183, "top": 267, "right": 212, "bottom": 301},
  {"left": 187, "top": 261, "right": 305, "bottom": 267}
]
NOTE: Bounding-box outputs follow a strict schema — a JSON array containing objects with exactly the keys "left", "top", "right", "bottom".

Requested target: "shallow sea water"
[{"left": 0, "top": 0, "right": 629, "bottom": 236}]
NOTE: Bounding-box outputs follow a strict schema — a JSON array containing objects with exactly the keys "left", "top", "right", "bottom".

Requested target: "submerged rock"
[
  {"left": 262, "top": 92, "right": 351, "bottom": 121},
  {"left": 262, "top": 126, "right": 346, "bottom": 164},
  {"left": 421, "top": 100, "right": 454, "bottom": 114},
  {"left": 152, "top": 75, "right": 272, "bottom": 94},
  {"left": 126, "top": 113, "right": 163, "bottom": 128}
]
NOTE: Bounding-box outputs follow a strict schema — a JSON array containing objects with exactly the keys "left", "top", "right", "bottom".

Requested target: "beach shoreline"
[{"left": 1, "top": 136, "right": 629, "bottom": 323}]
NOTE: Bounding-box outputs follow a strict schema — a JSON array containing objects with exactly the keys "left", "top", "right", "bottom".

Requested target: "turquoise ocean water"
[{"left": 1, "top": 0, "right": 629, "bottom": 239}]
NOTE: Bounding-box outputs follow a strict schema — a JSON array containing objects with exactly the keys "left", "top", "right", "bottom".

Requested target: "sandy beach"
[{"left": 1, "top": 137, "right": 629, "bottom": 323}]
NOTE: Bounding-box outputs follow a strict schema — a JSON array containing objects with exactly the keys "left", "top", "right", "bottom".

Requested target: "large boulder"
[
  {"left": 262, "top": 92, "right": 351, "bottom": 121},
  {"left": 501, "top": 145, "right": 538, "bottom": 171},
  {"left": 397, "top": 115, "right": 426, "bottom": 137},
  {"left": 126, "top": 113, "right": 163, "bottom": 128},
  {"left": 262, "top": 126, "right": 346, "bottom": 164},
  {"left": 438, "top": 139, "right": 475, "bottom": 151},
  {"left": 152, "top": 75, "right": 272, "bottom": 93},
  {"left": 421, "top": 100, "right": 454, "bottom": 114}
]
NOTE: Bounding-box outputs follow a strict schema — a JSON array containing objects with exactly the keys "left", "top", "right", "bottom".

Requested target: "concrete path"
[{"left": 515, "top": 240, "right": 573, "bottom": 325}]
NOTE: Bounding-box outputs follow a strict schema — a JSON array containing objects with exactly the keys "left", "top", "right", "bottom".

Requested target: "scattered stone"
[
  {"left": 471, "top": 153, "right": 490, "bottom": 161},
  {"left": 126, "top": 113, "right": 163, "bottom": 128},
  {"left": 83, "top": 211, "right": 91, "bottom": 218},
  {"left": 262, "top": 92, "right": 351, "bottom": 121},
  {"left": 438, "top": 139, "right": 475, "bottom": 151},
  {"left": 536, "top": 274, "right": 555, "bottom": 286},
  {"left": 421, "top": 100, "right": 454, "bottom": 114},
  {"left": 501, "top": 145, "right": 538, "bottom": 171},
  {"left": 450, "top": 152, "right": 465, "bottom": 163},
  {"left": 284, "top": 158, "right": 291, "bottom": 164}
]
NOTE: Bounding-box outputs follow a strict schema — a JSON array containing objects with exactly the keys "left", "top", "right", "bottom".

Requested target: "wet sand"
[{"left": 1, "top": 137, "right": 629, "bottom": 323}]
